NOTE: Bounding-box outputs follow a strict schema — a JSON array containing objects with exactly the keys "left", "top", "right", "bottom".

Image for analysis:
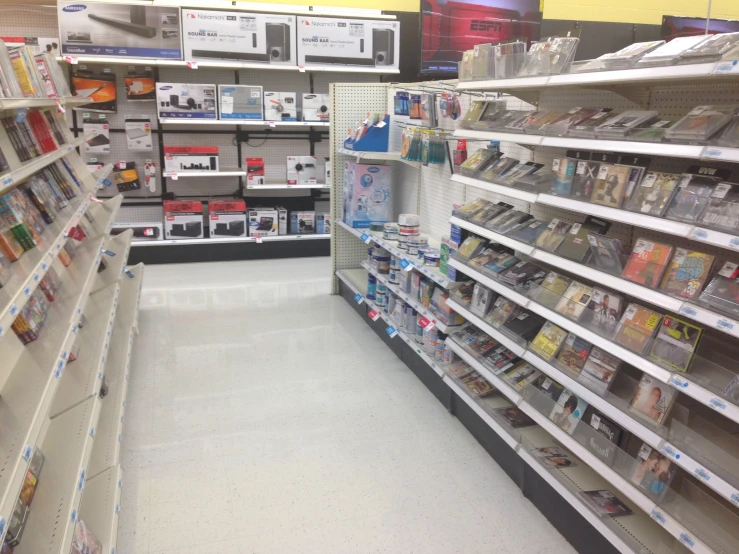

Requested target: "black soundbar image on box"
[
  {"left": 88, "top": 6, "right": 157, "bottom": 39},
  {"left": 191, "top": 49, "right": 271, "bottom": 62},
  {"left": 304, "top": 55, "right": 375, "bottom": 66},
  {"left": 170, "top": 221, "right": 203, "bottom": 238}
]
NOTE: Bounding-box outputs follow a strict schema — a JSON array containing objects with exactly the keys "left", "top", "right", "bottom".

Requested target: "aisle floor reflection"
[{"left": 118, "top": 257, "right": 575, "bottom": 553}]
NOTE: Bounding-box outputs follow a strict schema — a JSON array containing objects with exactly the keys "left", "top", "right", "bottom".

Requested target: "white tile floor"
[{"left": 118, "top": 257, "right": 576, "bottom": 554}]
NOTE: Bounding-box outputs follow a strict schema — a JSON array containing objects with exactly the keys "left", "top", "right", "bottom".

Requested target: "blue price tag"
[
  {"left": 360, "top": 233, "right": 371, "bottom": 244},
  {"left": 354, "top": 293, "right": 364, "bottom": 304},
  {"left": 386, "top": 326, "right": 399, "bottom": 338},
  {"left": 125, "top": 269, "right": 135, "bottom": 278},
  {"left": 399, "top": 258, "right": 411, "bottom": 270},
  {"left": 15, "top": 108, "right": 27, "bottom": 123},
  {"left": 103, "top": 249, "right": 116, "bottom": 257},
  {"left": 102, "top": 178, "right": 112, "bottom": 187}
]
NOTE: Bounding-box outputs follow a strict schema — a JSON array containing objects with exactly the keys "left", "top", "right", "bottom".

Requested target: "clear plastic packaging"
[
  {"left": 699, "top": 262, "right": 739, "bottom": 318},
  {"left": 458, "top": 50, "right": 474, "bottom": 82},
  {"left": 697, "top": 183, "right": 739, "bottom": 233},
  {"left": 472, "top": 43, "right": 493, "bottom": 80},
  {"left": 594, "top": 110, "right": 660, "bottom": 139},
  {"left": 678, "top": 32, "right": 739, "bottom": 64},
  {"left": 626, "top": 119, "right": 676, "bottom": 142},
  {"left": 665, "top": 105, "right": 735, "bottom": 143},
  {"left": 665, "top": 174, "right": 718, "bottom": 224},
  {"left": 494, "top": 40, "right": 526, "bottom": 79},
  {"left": 626, "top": 172, "right": 682, "bottom": 217},
  {"left": 600, "top": 40, "right": 665, "bottom": 69},
  {"left": 712, "top": 114, "right": 739, "bottom": 147},
  {"left": 636, "top": 35, "right": 713, "bottom": 67},
  {"left": 459, "top": 100, "right": 488, "bottom": 129}
]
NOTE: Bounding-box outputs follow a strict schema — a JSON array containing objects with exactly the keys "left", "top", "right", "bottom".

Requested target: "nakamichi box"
[
  {"left": 157, "top": 83, "right": 217, "bottom": 120},
  {"left": 218, "top": 85, "right": 263, "bottom": 120},
  {"left": 164, "top": 200, "right": 204, "bottom": 239},
  {"left": 164, "top": 146, "right": 219, "bottom": 173},
  {"left": 297, "top": 17, "right": 400, "bottom": 70},
  {"left": 210, "top": 200, "right": 247, "bottom": 238},
  {"left": 58, "top": 2, "right": 182, "bottom": 59},
  {"left": 183, "top": 10, "right": 296, "bottom": 66}
]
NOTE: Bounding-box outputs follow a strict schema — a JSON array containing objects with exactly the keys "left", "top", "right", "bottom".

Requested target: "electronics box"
[
  {"left": 125, "top": 68, "right": 155, "bottom": 100},
  {"left": 325, "top": 157, "right": 330, "bottom": 186},
  {"left": 82, "top": 121, "right": 110, "bottom": 154},
  {"left": 248, "top": 208, "right": 279, "bottom": 237},
  {"left": 58, "top": 2, "right": 183, "bottom": 59},
  {"left": 210, "top": 200, "right": 247, "bottom": 238},
  {"left": 290, "top": 211, "right": 316, "bottom": 234},
  {"left": 156, "top": 83, "right": 217, "bottom": 119},
  {"left": 302, "top": 93, "right": 330, "bottom": 122},
  {"left": 343, "top": 161, "right": 392, "bottom": 228},
  {"left": 245, "top": 157, "right": 265, "bottom": 186},
  {"left": 297, "top": 17, "right": 400, "bottom": 70},
  {"left": 125, "top": 118, "right": 152, "bottom": 151},
  {"left": 111, "top": 222, "right": 163, "bottom": 241},
  {"left": 183, "top": 10, "right": 296, "bottom": 66},
  {"left": 72, "top": 72, "right": 117, "bottom": 113},
  {"left": 287, "top": 156, "right": 317, "bottom": 185},
  {"left": 276, "top": 206, "right": 288, "bottom": 235},
  {"left": 164, "top": 200, "right": 203, "bottom": 239},
  {"left": 218, "top": 85, "right": 264, "bottom": 120},
  {"left": 316, "top": 212, "right": 329, "bottom": 234},
  {"left": 164, "top": 146, "right": 219, "bottom": 173},
  {"left": 264, "top": 92, "right": 296, "bottom": 121}
]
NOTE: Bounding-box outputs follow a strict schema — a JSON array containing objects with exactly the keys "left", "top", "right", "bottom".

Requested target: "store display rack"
[
  {"left": 244, "top": 183, "right": 330, "bottom": 190},
  {"left": 336, "top": 147, "right": 421, "bottom": 168},
  {"left": 163, "top": 170, "right": 245, "bottom": 178},
  {"left": 158, "top": 119, "right": 330, "bottom": 127}
]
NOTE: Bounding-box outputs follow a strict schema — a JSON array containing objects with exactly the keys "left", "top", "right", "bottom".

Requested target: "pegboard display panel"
[
  {"left": 331, "top": 82, "right": 389, "bottom": 287},
  {"left": 648, "top": 83, "right": 739, "bottom": 120},
  {"left": 313, "top": 72, "right": 380, "bottom": 94},
  {"left": 117, "top": 204, "right": 165, "bottom": 224},
  {"left": 238, "top": 68, "right": 310, "bottom": 94},
  {"left": 0, "top": 5, "right": 57, "bottom": 38}
]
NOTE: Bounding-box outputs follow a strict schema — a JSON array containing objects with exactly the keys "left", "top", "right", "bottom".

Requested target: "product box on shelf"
[
  {"left": 156, "top": 83, "right": 217, "bottom": 119},
  {"left": 125, "top": 117, "right": 152, "bottom": 151},
  {"left": 297, "top": 17, "right": 400, "bottom": 70},
  {"left": 264, "top": 92, "right": 297, "bottom": 121},
  {"left": 248, "top": 208, "right": 279, "bottom": 237},
  {"left": 316, "top": 212, "right": 330, "bottom": 234},
  {"left": 82, "top": 119, "right": 110, "bottom": 154},
  {"left": 245, "top": 157, "right": 265, "bottom": 186},
  {"left": 290, "top": 211, "right": 316, "bottom": 234},
  {"left": 287, "top": 156, "right": 317, "bottom": 185},
  {"left": 210, "top": 200, "right": 247, "bottom": 238},
  {"left": 164, "top": 200, "right": 203, "bottom": 239},
  {"left": 72, "top": 71, "right": 117, "bottom": 113},
  {"left": 164, "top": 146, "right": 219, "bottom": 173},
  {"left": 276, "top": 206, "right": 288, "bottom": 235},
  {"left": 111, "top": 222, "right": 163, "bottom": 241},
  {"left": 343, "top": 161, "right": 391, "bottom": 228},
  {"left": 325, "top": 157, "right": 330, "bottom": 186},
  {"left": 182, "top": 10, "right": 296, "bottom": 66},
  {"left": 218, "top": 85, "right": 264, "bottom": 120},
  {"left": 301, "top": 93, "right": 330, "bottom": 122},
  {"left": 58, "top": 2, "right": 183, "bottom": 59}
]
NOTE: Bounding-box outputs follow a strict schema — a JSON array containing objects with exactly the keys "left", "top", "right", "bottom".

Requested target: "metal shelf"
[
  {"left": 118, "top": 263, "right": 144, "bottom": 336},
  {"left": 78, "top": 464, "right": 122, "bottom": 554},
  {"left": 159, "top": 119, "right": 329, "bottom": 127},
  {"left": 14, "top": 396, "right": 103, "bottom": 554},
  {"left": 451, "top": 174, "right": 539, "bottom": 203},
  {"left": 92, "top": 231, "right": 133, "bottom": 294},
  {"left": 336, "top": 148, "right": 421, "bottom": 168},
  {"left": 132, "top": 233, "right": 330, "bottom": 247},
  {"left": 0, "top": 195, "right": 91, "bottom": 340},
  {"left": 245, "top": 183, "right": 330, "bottom": 189},
  {"left": 0, "top": 97, "right": 89, "bottom": 110},
  {"left": 0, "top": 133, "right": 93, "bottom": 197}
]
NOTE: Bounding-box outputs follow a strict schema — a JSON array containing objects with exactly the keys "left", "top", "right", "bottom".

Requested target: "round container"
[
  {"left": 407, "top": 236, "right": 428, "bottom": 257},
  {"left": 424, "top": 249, "right": 441, "bottom": 267},
  {"left": 389, "top": 268, "right": 398, "bottom": 285},
  {"left": 435, "top": 336, "right": 445, "bottom": 362},
  {"left": 374, "top": 256, "right": 390, "bottom": 274},
  {"left": 423, "top": 326, "right": 439, "bottom": 354},
  {"left": 374, "top": 246, "right": 389, "bottom": 257},
  {"left": 398, "top": 213, "right": 420, "bottom": 226},
  {"left": 376, "top": 289, "right": 386, "bottom": 309},
  {"left": 384, "top": 222, "right": 400, "bottom": 233},
  {"left": 369, "top": 222, "right": 384, "bottom": 232},
  {"left": 367, "top": 246, "right": 375, "bottom": 266},
  {"left": 366, "top": 274, "right": 377, "bottom": 301},
  {"left": 397, "top": 235, "right": 409, "bottom": 251}
]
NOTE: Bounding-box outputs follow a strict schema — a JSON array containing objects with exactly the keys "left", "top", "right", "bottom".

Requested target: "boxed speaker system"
[
  {"left": 343, "top": 161, "right": 392, "bottom": 228},
  {"left": 290, "top": 211, "right": 316, "bottom": 234},
  {"left": 210, "top": 200, "right": 247, "bottom": 238},
  {"left": 248, "top": 208, "right": 279, "bottom": 237},
  {"left": 182, "top": 10, "right": 296, "bottom": 66},
  {"left": 112, "top": 222, "right": 163, "bottom": 241},
  {"left": 297, "top": 17, "right": 400, "bottom": 70},
  {"left": 264, "top": 92, "right": 296, "bottom": 121},
  {"left": 218, "top": 85, "right": 264, "bottom": 120},
  {"left": 276, "top": 206, "right": 288, "bottom": 235},
  {"left": 58, "top": 2, "right": 183, "bottom": 59},
  {"left": 164, "top": 146, "right": 219, "bottom": 173},
  {"left": 302, "top": 93, "right": 330, "bottom": 122},
  {"left": 245, "top": 157, "right": 265, "bottom": 186},
  {"left": 287, "top": 156, "right": 317, "bottom": 185},
  {"left": 164, "top": 200, "right": 203, "bottom": 239},
  {"left": 156, "top": 83, "right": 217, "bottom": 120}
]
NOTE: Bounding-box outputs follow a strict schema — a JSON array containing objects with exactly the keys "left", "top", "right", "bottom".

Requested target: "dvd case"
[
  {"left": 626, "top": 172, "right": 681, "bottom": 216},
  {"left": 532, "top": 272, "right": 572, "bottom": 309},
  {"left": 580, "top": 287, "right": 624, "bottom": 339},
  {"left": 556, "top": 332, "right": 593, "bottom": 374},
  {"left": 579, "top": 347, "right": 621, "bottom": 393},
  {"left": 698, "top": 183, "right": 739, "bottom": 233},
  {"left": 534, "top": 219, "right": 571, "bottom": 252},
  {"left": 629, "top": 374, "right": 676, "bottom": 425},
  {"left": 571, "top": 159, "right": 600, "bottom": 199},
  {"left": 622, "top": 238, "right": 673, "bottom": 288},
  {"left": 554, "top": 281, "right": 593, "bottom": 321},
  {"left": 531, "top": 321, "right": 568, "bottom": 361},
  {"left": 660, "top": 248, "right": 714, "bottom": 300},
  {"left": 636, "top": 35, "right": 712, "bottom": 67},
  {"left": 648, "top": 316, "right": 702, "bottom": 372},
  {"left": 699, "top": 261, "right": 739, "bottom": 317},
  {"left": 590, "top": 164, "right": 630, "bottom": 208},
  {"left": 613, "top": 303, "right": 662, "bottom": 354},
  {"left": 556, "top": 217, "right": 610, "bottom": 264},
  {"left": 665, "top": 105, "right": 735, "bottom": 143}
]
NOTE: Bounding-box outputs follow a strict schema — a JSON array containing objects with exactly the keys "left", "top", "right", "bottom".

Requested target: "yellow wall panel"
[{"left": 541, "top": 0, "right": 739, "bottom": 25}]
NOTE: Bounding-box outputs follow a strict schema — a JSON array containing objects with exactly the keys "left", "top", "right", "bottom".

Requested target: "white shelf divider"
[
  {"left": 245, "top": 183, "right": 330, "bottom": 189},
  {"left": 451, "top": 174, "right": 539, "bottom": 203},
  {"left": 131, "top": 233, "right": 330, "bottom": 247},
  {"left": 78, "top": 464, "right": 123, "bottom": 554}
]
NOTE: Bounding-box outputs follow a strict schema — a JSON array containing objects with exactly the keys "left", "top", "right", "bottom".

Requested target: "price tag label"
[
  {"left": 660, "top": 443, "right": 681, "bottom": 460},
  {"left": 679, "top": 533, "right": 695, "bottom": 549},
  {"left": 399, "top": 258, "right": 412, "bottom": 270},
  {"left": 650, "top": 508, "right": 666, "bottom": 525},
  {"left": 15, "top": 108, "right": 27, "bottom": 123},
  {"left": 102, "top": 178, "right": 112, "bottom": 187},
  {"left": 103, "top": 249, "right": 116, "bottom": 257},
  {"left": 255, "top": 236, "right": 263, "bottom": 243},
  {"left": 298, "top": 65, "right": 306, "bottom": 73},
  {"left": 703, "top": 148, "right": 724, "bottom": 159},
  {"left": 56, "top": 100, "right": 65, "bottom": 114},
  {"left": 186, "top": 61, "right": 198, "bottom": 69},
  {"left": 669, "top": 374, "right": 689, "bottom": 389},
  {"left": 418, "top": 316, "right": 435, "bottom": 330},
  {"left": 170, "top": 173, "right": 178, "bottom": 180},
  {"left": 709, "top": 397, "right": 727, "bottom": 412},
  {"left": 386, "top": 325, "right": 399, "bottom": 338},
  {"left": 64, "top": 56, "right": 78, "bottom": 64},
  {"left": 713, "top": 60, "right": 739, "bottom": 74},
  {"left": 1, "top": 175, "right": 13, "bottom": 187},
  {"left": 125, "top": 269, "right": 135, "bottom": 279},
  {"left": 360, "top": 233, "right": 372, "bottom": 244},
  {"left": 268, "top": 121, "right": 276, "bottom": 128},
  {"left": 680, "top": 305, "right": 697, "bottom": 317},
  {"left": 354, "top": 293, "right": 364, "bottom": 304},
  {"left": 116, "top": 161, "right": 127, "bottom": 170},
  {"left": 368, "top": 309, "right": 381, "bottom": 321}
]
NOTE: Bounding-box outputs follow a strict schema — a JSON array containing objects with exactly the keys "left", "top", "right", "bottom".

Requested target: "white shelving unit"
[
  {"left": 163, "top": 170, "right": 246, "bottom": 178},
  {"left": 245, "top": 183, "right": 330, "bottom": 190},
  {"left": 78, "top": 464, "right": 123, "bottom": 554},
  {"left": 158, "top": 119, "right": 330, "bottom": 127},
  {"left": 131, "top": 233, "right": 330, "bottom": 247},
  {"left": 336, "top": 147, "right": 421, "bottom": 168},
  {"left": 330, "top": 70, "right": 739, "bottom": 554}
]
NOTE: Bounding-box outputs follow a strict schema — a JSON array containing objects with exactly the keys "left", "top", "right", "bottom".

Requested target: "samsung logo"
[
  {"left": 159, "top": 86, "right": 173, "bottom": 90},
  {"left": 62, "top": 4, "right": 86, "bottom": 12},
  {"left": 367, "top": 167, "right": 380, "bottom": 173}
]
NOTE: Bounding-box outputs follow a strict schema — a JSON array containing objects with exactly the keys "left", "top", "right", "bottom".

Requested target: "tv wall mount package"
[
  {"left": 183, "top": 10, "right": 296, "bottom": 66},
  {"left": 156, "top": 83, "right": 217, "bottom": 120},
  {"left": 58, "top": 2, "right": 183, "bottom": 59},
  {"left": 297, "top": 17, "right": 400, "bottom": 70}
]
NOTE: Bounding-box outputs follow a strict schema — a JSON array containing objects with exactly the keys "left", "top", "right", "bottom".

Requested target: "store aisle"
[{"left": 118, "top": 257, "right": 576, "bottom": 554}]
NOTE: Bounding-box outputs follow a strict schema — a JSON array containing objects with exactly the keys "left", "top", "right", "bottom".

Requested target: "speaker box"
[
  {"left": 373, "top": 28, "right": 394, "bottom": 66},
  {"left": 266, "top": 23, "right": 291, "bottom": 62}
]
